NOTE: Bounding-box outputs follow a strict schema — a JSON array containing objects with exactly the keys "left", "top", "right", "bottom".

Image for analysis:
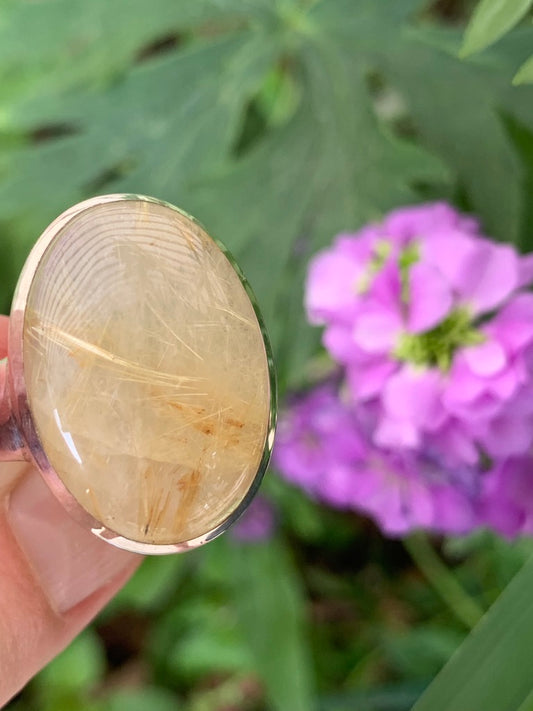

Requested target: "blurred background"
[{"left": 2, "top": 1, "right": 533, "bottom": 709}]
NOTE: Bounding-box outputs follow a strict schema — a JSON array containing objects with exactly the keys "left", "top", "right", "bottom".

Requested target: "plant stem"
[{"left": 404, "top": 532, "right": 484, "bottom": 630}]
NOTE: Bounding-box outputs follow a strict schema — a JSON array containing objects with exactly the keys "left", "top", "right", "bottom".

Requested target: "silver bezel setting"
[{"left": 7, "top": 194, "right": 277, "bottom": 555}]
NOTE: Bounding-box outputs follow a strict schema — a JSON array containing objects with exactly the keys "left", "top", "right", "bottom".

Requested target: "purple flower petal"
[
  {"left": 374, "top": 416, "right": 420, "bottom": 448},
  {"left": 444, "top": 355, "right": 486, "bottom": 404},
  {"left": 422, "top": 229, "right": 480, "bottom": 292},
  {"left": 323, "top": 324, "right": 355, "bottom": 363},
  {"left": 384, "top": 202, "right": 477, "bottom": 242},
  {"left": 481, "top": 461, "right": 526, "bottom": 537},
  {"left": 423, "top": 233, "right": 519, "bottom": 314},
  {"left": 305, "top": 250, "right": 362, "bottom": 324},
  {"left": 349, "top": 466, "right": 382, "bottom": 505},
  {"left": 335, "top": 226, "right": 382, "bottom": 255},
  {"left": 383, "top": 366, "right": 445, "bottom": 428},
  {"left": 407, "top": 262, "right": 453, "bottom": 332},
  {"left": 432, "top": 486, "right": 478, "bottom": 534},
  {"left": 461, "top": 243, "right": 519, "bottom": 314},
  {"left": 518, "top": 253, "right": 533, "bottom": 288},
  {"left": 427, "top": 421, "right": 479, "bottom": 466},
  {"left": 462, "top": 339, "right": 506, "bottom": 377},
  {"left": 485, "top": 367, "right": 518, "bottom": 400},
  {"left": 505, "top": 385, "right": 533, "bottom": 416},
  {"left": 481, "top": 415, "right": 533, "bottom": 457},
  {"left": 367, "top": 260, "right": 402, "bottom": 307},
  {"left": 319, "top": 463, "right": 357, "bottom": 507},
  {"left": 507, "top": 458, "right": 533, "bottom": 509},
  {"left": 352, "top": 309, "right": 402, "bottom": 353},
  {"left": 402, "top": 474, "right": 437, "bottom": 529},
  {"left": 367, "top": 485, "right": 408, "bottom": 536},
  {"left": 346, "top": 358, "right": 398, "bottom": 400},
  {"left": 488, "top": 293, "right": 533, "bottom": 353},
  {"left": 446, "top": 392, "right": 503, "bottom": 422}
]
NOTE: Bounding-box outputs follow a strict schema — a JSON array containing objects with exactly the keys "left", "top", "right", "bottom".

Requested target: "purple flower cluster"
[{"left": 275, "top": 203, "right": 533, "bottom": 537}]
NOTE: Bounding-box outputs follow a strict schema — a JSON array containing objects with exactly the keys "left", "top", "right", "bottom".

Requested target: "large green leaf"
[
  {"left": 413, "top": 555, "right": 533, "bottom": 711},
  {"left": 186, "top": 1, "right": 448, "bottom": 382},
  {"left": 515, "top": 53, "right": 533, "bottom": 83},
  {"left": 0, "top": 0, "right": 448, "bottom": 381},
  {"left": 0, "top": 31, "right": 279, "bottom": 218},
  {"left": 461, "top": 0, "right": 532, "bottom": 56},
  {"left": 374, "top": 26, "right": 533, "bottom": 247},
  {"left": 318, "top": 683, "right": 425, "bottom": 711},
  {"left": 502, "top": 114, "right": 533, "bottom": 249},
  {"left": 188, "top": 92, "right": 442, "bottom": 384},
  {"left": 0, "top": 0, "right": 260, "bottom": 102},
  {"left": 228, "top": 537, "right": 316, "bottom": 711}
]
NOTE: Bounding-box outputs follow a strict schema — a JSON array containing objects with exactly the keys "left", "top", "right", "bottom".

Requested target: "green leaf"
[
  {"left": 35, "top": 629, "right": 106, "bottom": 695},
  {"left": 514, "top": 52, "right": 533, "bottom": 83},
  {"left": 188, "top": 9, "right": 447, "bottom": 380},
  {"left": 157, "top": 593, "right": 253, "bottom": 679},
  {"left": 0, "top": 30, "right": 279, "bottom": 218},
  {"left": 102, "top": 555, "right": 186, "bottom": 615},
  {"left": 0, "top": 0, "right": 262, "bottom": 106},
  {"left": 169, "top": 623, "right": 253, "bottom": 678},
  {"left": 376, "top": 26, "right": 533, "bottom": 245},
  {"left": 501, "top": 113, "right": 533, "bottom": 250},
  {"left": 381, "top": 626, "right": 464, "bottom": 680},
  {"left": 228, "top": 537, "right": 316, "bottom": 711},
  {"left": 518, "top": 690, "right": 533, "bottom": 711},
  {"left": 413, "top": 554, "right": 533, "bottom": 711},
  {"left": 318, "top": 683, "right": 425, "bottom": 711},
  {"left": 102, "top": 687, "right": 181, "bottom": 711},
  {"left": 461, "top": 0, "right": 532, "bottom": 57}
]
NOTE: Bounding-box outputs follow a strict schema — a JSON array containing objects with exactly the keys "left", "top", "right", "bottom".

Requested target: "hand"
[{"left": 0, "top": 316, "right": 140, "bottom": 706}]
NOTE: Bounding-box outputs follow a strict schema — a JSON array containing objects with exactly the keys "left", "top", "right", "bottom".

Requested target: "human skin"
[{"left": 0, "top": 315, "right": 140, "bottom": 706}]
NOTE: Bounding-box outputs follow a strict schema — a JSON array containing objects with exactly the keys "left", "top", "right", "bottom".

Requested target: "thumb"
[{"left": 0, "top": 463, "right": 139, "bottom": 705}]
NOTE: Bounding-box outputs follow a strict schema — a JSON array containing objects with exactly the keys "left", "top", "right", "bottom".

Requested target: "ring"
[{"left": 0, "top": 194, "right": 276, "bottom": 554}]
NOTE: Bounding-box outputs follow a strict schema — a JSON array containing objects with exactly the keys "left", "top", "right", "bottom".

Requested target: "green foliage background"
[{"left": 2, "top": 1, "right": 533, "bottom": 710}]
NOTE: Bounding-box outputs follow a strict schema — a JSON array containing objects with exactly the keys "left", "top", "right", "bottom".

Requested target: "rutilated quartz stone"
[{"left": 23, "top": 198, "right": 271, "bottom": 545}]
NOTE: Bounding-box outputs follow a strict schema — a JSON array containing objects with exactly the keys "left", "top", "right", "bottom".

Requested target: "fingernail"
[{"left": 8, "top": 471, "right": 137, "bottom": 614}]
